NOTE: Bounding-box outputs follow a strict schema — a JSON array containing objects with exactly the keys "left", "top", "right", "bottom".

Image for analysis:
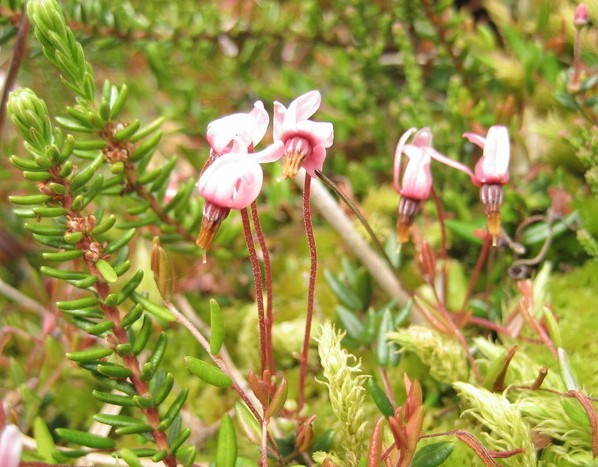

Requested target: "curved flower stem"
[
  {"left": 0, "top": 7, "right": 29, "bottom": 134},
  {"left": 250, "top": 201, "right": 275, "bottom": 374},
  {"left": 315, "top": 170, "right": 396, "bottom": 272},
  {"left": 298, "top": 175, "right": 317, "bottom": 416},
  {"left": 240, "top": 208, "right": 269, "bottom": 375},
  {"left": 299, "top": 170, "right": 410, "bottom": 305}
]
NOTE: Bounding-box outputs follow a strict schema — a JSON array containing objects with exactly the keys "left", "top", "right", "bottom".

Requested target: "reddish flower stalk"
[
  {"left": 297, "top": 175, "right": 317, "bottom": 416},
  {"left": 250, "top": 201, "right": 276, "bottom": 374},
  {"left": 459, "top": 232, "right": 493, "bottom": 322},
  {"left": 240, "top": 208, "right": 270, "bottom": 375}
]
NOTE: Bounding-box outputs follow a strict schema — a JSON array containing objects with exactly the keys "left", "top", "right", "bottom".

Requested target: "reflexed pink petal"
[
  {"left": 0, "top": 425, "right": 22, "bottom": 467},
  {"left": 393, "top": 128, "right": 417, "bottom": 193},
  {"left": 288, "top": 90, "right": 321, "bottom": 122},
  {"left": 273, "top": 101, "right": 287, "bottom": 142},
  {"left": 401, "top": 148, "right": 432, "bottom": 200},
  {"left": 197, "top": 153, "right": 264, "bottom": 209},
  {"left": 462, "top": 132, "right": 486, "bottom": 149},
  {"left": 427, "top": 147, "right": 475, "bottom": 181},
  {"left": 298, "top": 120, "right": 334, "bottom": 147},
  {"left": 249, "top": 101, "right": 269, "bottom": 146},
  {"left": 206, "top": 112, "right": 254, "bottom": 153},
  {"left": 302, "top": 145, "right": 327, "bottom": 176},
  {"left": 253, "top": 140, "right": 285, "bottom": 163},
  {"left": 206, "top": 101, "right": 269, "bottom": 154}
]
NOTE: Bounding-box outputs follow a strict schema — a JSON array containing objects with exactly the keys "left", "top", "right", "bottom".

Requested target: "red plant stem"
[
  {"left": 240, "top": 208, "right": 269, "bottom": 375},
  {"left": 570, "top": 390, "right": 598, "bottom": 457},
  {"left": 298, "top": 175, "right": 317, "bottom": 416},
  {"left": 435, "top": 299, "right": 482, "bottom": 383},
  {"left": 0, "top": 7, "right": 29, "bottom": 134},
  {"left": 93, "top": 278, "right": 176, "bottom": 467},
  {"left": 459, "top": 233, "right": 492, "bottom": 322},
  {"left": 518, "top": 301, "right": 558, "bottom": 358},
  {"left": 379, "top": 367, "right": 396, "bottom": 405},
  {"left": 250, "top": 201, "right": 275, "bottom": 374},
  {"left": 430, "top": 188, "right": 448, "bottom": 304},
  {"left": 261, "top": 418, "right": 269, "bottom": 467}
]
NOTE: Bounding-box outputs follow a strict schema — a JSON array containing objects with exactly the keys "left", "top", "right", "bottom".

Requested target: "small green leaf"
[
  {"left": 93, "top": 390, "right": 137, "bottom": 407},
  {"left": 368, "top": 379, "right": 394, "bottom": 417},
  {"left": 132, "top": 292, "right": 174, "bottom": 322},
  {"left": 117, "top": 448, "right": 142, "bottom": 467},
  {"left": 57, "top": 296, "right": 99, "bottom": 310},
  {"left": 34, "top": 417, "right": 55, "bottom": 462},
  {"left": 216, "top": 414, "right": 237, "bottom": 467},
  {"left": 335, "top": 305, "right": 365, "bottom": 341},
  {"left": 66, "top": 347, "right": 112, "bottom": 362},
  {"left": 97, "top": 362, "right": 133, "bottom": 378},
  {"left": 185, "top": 356, "right": 232, "bottom": 388},
  {"left": 159, "top": 388, "right": 189, "bottom": 430},
  {"left": 411, "top": 441, "right": 454, "bottom": 467},
  {"left": 324, "top": 269, "right": 363, "bottom": 310},
  {"left": 210, "top": 298, "right": 225, "bottom": 355},
  {"left": 96, "top": 258, "right": 118, "bottom": 283},
  {"left": 9, "top": 194, "right": 52, "bottom": 205},
  {"left": 113, "top": 120, "right": 140, "bottom": 141},
  {"left": 56, "top": 428, "right": 115, "bottom": 449}
]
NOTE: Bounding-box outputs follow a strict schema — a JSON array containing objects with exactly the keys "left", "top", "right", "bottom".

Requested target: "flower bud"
[{"left": 574, "top": 4, "right": 588, "bottom": 27}]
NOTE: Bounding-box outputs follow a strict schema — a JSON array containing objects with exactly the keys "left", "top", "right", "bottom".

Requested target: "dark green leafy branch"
[{"left": 6, "top": 0, "right": 201, "bottom": 464}]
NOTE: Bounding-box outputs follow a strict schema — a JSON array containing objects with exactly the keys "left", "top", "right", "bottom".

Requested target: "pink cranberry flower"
[
  {"left": 461, "top": 125, "right": 510, "bottom": 241},
  {"left": 0, "top": 424, "right": 22, "bottom": 467},
  {"left": 273, "top": 90, "right": 334, "bottom": 178},
  {"left": 196, "top": 102, "right": 284, "bottom": 249},
  {"left": 393, "top": 127, "right": 464, "bottom": 243}
]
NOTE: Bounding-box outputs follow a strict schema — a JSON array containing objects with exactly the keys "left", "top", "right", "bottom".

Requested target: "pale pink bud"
[{"left": 574, "top": 4, "right": 588, "bottom": 27}]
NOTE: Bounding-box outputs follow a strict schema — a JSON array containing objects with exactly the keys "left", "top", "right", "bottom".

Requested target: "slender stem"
[
  {"left": 0, "top": 278, "right": 47, "bottom": 316},
  {"left": 432, "top": 293, "right": 482, "bottom": 383},
  {"left": 430, "top": 188, "right": 448, "bottom": 304},
  {"left": 297, "top": 170, "right": 410, "bottom": 306},
  {"left": 261, "top": 419, "right": 269, "bottom": 467},
  {"left": 316, "top": 170, "right": 396, "bottom": 272},
  {"left": 459, "top": 234, "right": 492, "bottom": 322},
  {"left": 379, "top": 367, "right": 396, "bottom": 406},
  {"left": 298, "top": 175, "right": 317, "bottom": 416},
  {"left": 250, "top": 201, "right": 275, "bottom": 374},
  {"left": 240, "top": 208, "right": 268, "bottom": 375},
  {"left": 0, "top": 8, "right": 29, "bottom": 134}
]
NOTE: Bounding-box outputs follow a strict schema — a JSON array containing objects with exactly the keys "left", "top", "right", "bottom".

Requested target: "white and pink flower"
[{"left": 273, "top": 90, "right": 334, "bottom": 178}]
